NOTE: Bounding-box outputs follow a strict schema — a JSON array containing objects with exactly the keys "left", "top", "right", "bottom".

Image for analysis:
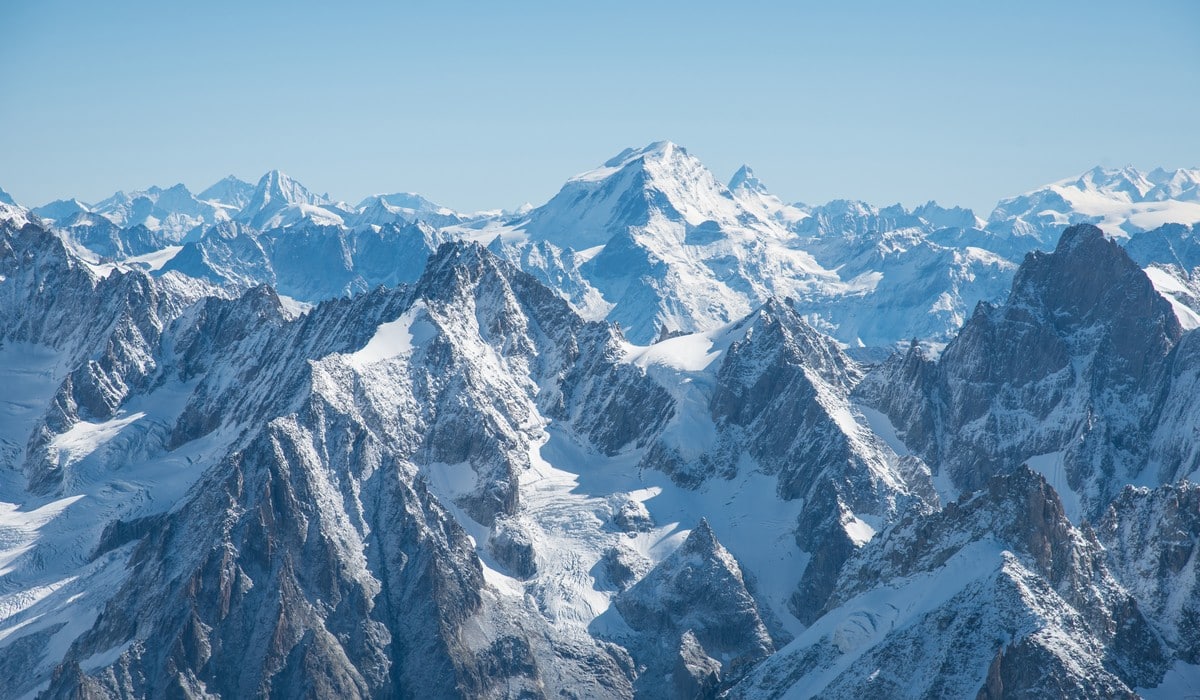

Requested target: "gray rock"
[
  {"left": 672, "top": 630, "right": 722, "bottom": 700},
  {"left": 1099, "top": 481, "right": 1200, "bottom": 665},
  {"left": 488, "top": 517, "right": 538, "bottom": 579},
  {"left": 613, "top": 520, "right": 775, "bottom": 697},
  {"left": 859, "top": 224, "right": 1184, "bottom": 518},
  {"left": 734, "top": 467, "right": 1166, "bottom": 699},
  {"left": 598, "top": 544, "right": 651, "bottom": 592},
  {"left": 610, "top": 496, "right": 653, "bottom": 533}
]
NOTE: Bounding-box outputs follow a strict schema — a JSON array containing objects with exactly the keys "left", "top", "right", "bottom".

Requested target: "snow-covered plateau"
[{"left": 2, "top": 145, "right": 1200, "bottom": 698}]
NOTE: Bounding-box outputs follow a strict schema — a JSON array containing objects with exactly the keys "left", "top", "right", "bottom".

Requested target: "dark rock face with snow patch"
[
  {"left": 859, "top": 224, "right": 1183, "bottom": 518},
  {"left": 1099, "top": 482, "right": 1200, "bottom": 664},
  {"left": 734, "top": 468, "right": 1165, "bottom": 699},
  {"left": 611, "top": 520, "right": 777, "bottom": 698}
]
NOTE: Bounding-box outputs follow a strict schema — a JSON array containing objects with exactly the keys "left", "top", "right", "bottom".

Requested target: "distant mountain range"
[
  {"left": 6, "top": 144, "right": 1198, "bottom": 349},
  {"left": 2, "top": 145, "right": 1200, "bottom": 698}
]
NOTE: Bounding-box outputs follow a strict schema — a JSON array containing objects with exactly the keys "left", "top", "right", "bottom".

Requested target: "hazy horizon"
[{"left": 2, "top": 0, "right": 1197, "bottom": 214}]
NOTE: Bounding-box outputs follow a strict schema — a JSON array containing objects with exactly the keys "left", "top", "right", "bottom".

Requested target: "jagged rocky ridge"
[
  {"left": 1, "top": 223, "right": 904, "bottom": 697},
  {"left": 858, "top": 224, "right": 1187, "bottom": 518},
  {"left": 735, "top": 467, "right": 1165, "bottom": 699}
]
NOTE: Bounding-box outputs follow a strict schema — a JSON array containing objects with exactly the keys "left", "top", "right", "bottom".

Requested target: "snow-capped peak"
[
  {"left": 237, "top": 170, "right": 334, "bottom": 229},
  {"left": 912, "top": 200, "right": 985, "bottom": 230},
  {"left": 355, "top": 192, "right": 439, "bottom": 211},
  {"left": 988, "top": 165, "right": 1200, "bottom": 243},
  {"left": 1070, "top": 165, "right": 1154, "bottom": 201},
  {"left": 520, "top": 139, "right": 778, "bottom": 251},
  {"left": 726, "top": 164, "right": 812, "bottom": 230},
  {"left": 30, "top": 198, "right": 92, "bottom": 224},
  {"left": 198, "top": 175, "right": 255, "bottom": 209},
  {"left": 566, "top": 139, "right": 689, "bottom": 184},
  {"left": 728, "top": 165, "right": 767, "bottom": 194},
  {"left": 0, "top": 188, "right": 30, "bottom": 228},
  {"left": 63, "top": 182, "right": 232, "bottom": 240},
  {"left": 349, "top": 192, "right": 462, "bottom": 228},
  {"left": 249, "top": 170, "right": 327, "bottom": 209},
  {"left": 1145, "top": 167, "right": 1200, "bottom": 202}
]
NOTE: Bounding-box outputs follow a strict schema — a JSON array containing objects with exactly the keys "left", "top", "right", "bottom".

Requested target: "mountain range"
[
  {"left": 13, "top": 143, "right": 1200, "bottom": 349},
  {"left": 2, "top": 143, "right": 1200, "bottom": 698}
]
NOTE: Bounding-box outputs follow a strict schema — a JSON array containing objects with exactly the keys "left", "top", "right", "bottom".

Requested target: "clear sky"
[{"left": 1, "top": 0, "right": 1197, "bottom": 214}]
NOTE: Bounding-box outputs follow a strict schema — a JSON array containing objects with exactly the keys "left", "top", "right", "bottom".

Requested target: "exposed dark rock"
[
  {"left": 1099, "top": 481, "right": 1200, "bottom": 665},
  {"left": 598, "top": 544, "right": 651, "bottom": 592},
  {"left": 610, "top": 496, "right": 653, "bottom": 533},
  {"left": 91, "top": 513, "right": 168, "bottom": 560},
  {"left": 488, "top": 517, "right": 538, "bottom": 579},
  {"left": 672, "top": 630, "right": 722, "bottom": 700},
  {"left": 858, "top": 224, "right": 1184, "bottom": 518},
  {"left": 733, "top": 467, "right": 1166, "bottom": 699},
  {"left": 613, "top": 520, "right": 774, "bottom": 697}
]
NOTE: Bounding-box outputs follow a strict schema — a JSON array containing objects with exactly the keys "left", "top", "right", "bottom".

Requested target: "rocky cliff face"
[
  {"left": 163, "top": 219, "right": 446, "bottom": 302},
  {"left": 0, "top": 221, "right": 206, "bottom": 492},
  {"left": 0, "top": 237, "right": 682, "bottom": 697},
  {"left": 58, "top": 213, "right": 171, "bottom": 259},
  {"left": 1099, "top": 482, "right": 1200, "bottom": 664},
  {"left": 859, "top": 224, "right": 1183, "bottom": 518},
  {"left": 629, "top": 298, "right": 937, "bottom": 627},
  {"left": 612, "top": 520, "right": 777, "bottom": 697},
  {"left": 734, "top": 468, "right": 1165, "bottom": 699}
]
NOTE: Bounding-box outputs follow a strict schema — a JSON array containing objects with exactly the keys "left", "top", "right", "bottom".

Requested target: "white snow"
[
  {"left": 8, "top": 149, "right": 1200, "bottom": 695},
  {"left": 769, "top": 540, "right": 1006, "bottom": 699},
  {"left": 257, "top": 203, "right": 344, "bottom": 229},
  {"left": 47, "top": 412, "right": 146, "bottom": 486},
  {"left": 856, "top": 406, "right": 908, "bottom": 457},
  {"left": 0, "top": 203, "right": 31, "bottom": 228},
  {"left": 857, "top": 405, "right": 960, "bottom": 505},
  {"left": 0, "top": 370, "right": 228, "bottom": 682},
  {"left": 841, "top": 514, "right": 877, "bottom": 547},
  {"left": 420, "top": 415, "right": 811, "bottom": 642},
  {"left": 421, "top": 460, "right": 526, "bottom": 597},
  {"left": 0, "top": 497, "right": 84, "bottom": 576},
  {"left": 512, "top": 140, "right": 860, "bottom": 343},
  {"left": 276, "top": 294, "right": 313, "bottom": 319},
  {"left": 122, "top": 245, "right": 182, "bottom": 271},
  {"left": 535, "top": 427, "right": 812, "bottom": 638},
  {"left": 623, "top": 314, "right": 756, "bottom": 375},
  {"left": 1144, "top": 265, "right": 1200, "bottom": 330},
  {"left": 572, "top": 244, "right": 605, "bottom": 264},
  {"left": 345, "top": 304, "right": 435, "bottom": 369},
  {"left": 1141, "top": 660, "right": 1200, "bottom": 699},
  {"left": 0, "top": 344, "right": 68, "bottom": 468},
  {"left": 994, "top": 166, "right": 1200, "bottom": 239},
  {"left": 624, "top": 332, "right": 722, "bottom": 372}
]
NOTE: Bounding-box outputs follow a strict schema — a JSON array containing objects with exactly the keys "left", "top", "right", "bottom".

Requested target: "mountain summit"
[
  {"left": 237, "top": 170, "right": 338, "bottom": 229},
  {"left": 198, "top": 175, "right": 255, "bottom": 210},
  {"left": 519, "top": 140, "right": 768, "bottom": 250},
  {"left": 513, "top": 141, "right": 834, "bottom": 342},
  {"left": 988, "top": 165, "right": 1200, "bottom": 247},
  {"left": 728, "top": 164, "right": 766, "bottom": 194}
]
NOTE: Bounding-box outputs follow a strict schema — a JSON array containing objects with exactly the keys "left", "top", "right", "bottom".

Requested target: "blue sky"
[{"left": 1, "top": 0, "right": 1197, "bottom": 213}]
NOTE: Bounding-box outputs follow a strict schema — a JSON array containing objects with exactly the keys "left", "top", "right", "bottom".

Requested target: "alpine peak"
[{"left": 728, "top": 164, "right": 767, "bottom": 194}]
